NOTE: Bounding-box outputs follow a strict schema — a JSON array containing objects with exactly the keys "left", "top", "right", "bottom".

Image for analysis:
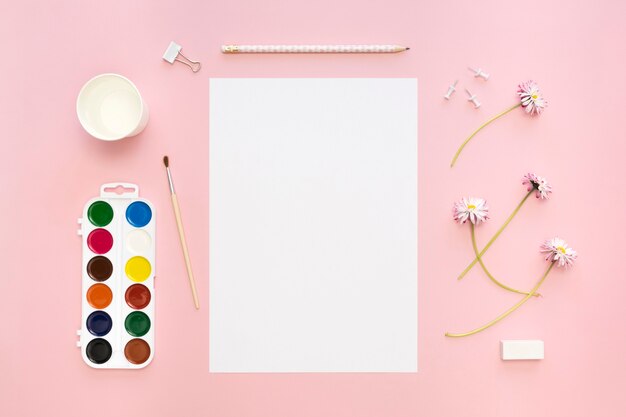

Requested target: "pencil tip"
[{"left": 163, "top": 155, "right": 169, "bottom": 167}]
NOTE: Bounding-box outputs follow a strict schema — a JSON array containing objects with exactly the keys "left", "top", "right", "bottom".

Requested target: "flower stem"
[
  {"left": 450, "top": 103, "right": 522, "bottom": 168},
  {"left": 470, "top": 224, "right": 540, "bottom": 297},
  {"left": 445, "top": 262, "right": 554, "bottom": 338},
  {"left": 458, "top": 190, "right": 533, "bottom": 280}
]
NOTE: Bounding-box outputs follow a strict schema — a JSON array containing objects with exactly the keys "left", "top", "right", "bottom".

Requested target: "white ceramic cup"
[{"left": 76, "top": 73, "right": 149, "bottom": 141}]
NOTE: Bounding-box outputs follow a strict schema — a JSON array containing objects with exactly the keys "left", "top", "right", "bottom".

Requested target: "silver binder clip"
[{"left": 163, "top": 42, "right": 201, "bottom": 73}]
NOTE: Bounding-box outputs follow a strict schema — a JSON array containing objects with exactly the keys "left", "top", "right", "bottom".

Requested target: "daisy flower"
[
  {"left": 518, "top": 80, "right": 547, "bottom": 115},
  {"left": 458, "top": 174, "right": 553, "bottom": 280},
  {"left": 541, "top": 237, "right": 578, "bottom": 268},
  {"left": 450, "top": 80, "right": 548, "bottom": 167},
  {"left": 446, "top": 238, "right": 577, "bottom": 338},
  {"left": 453, "top": 197, "right": 489, "bottom": 225},
  {"left": 522, "top": 172, "right": 553, "bottom": 199},
  {"left": 454, "top": 197, "right": 541, "bottom": 298}
]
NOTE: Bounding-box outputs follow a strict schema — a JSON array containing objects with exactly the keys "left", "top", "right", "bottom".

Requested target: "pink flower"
[
  {"left": 541, "top": 237, "right": 577, "bottom": 268},
  {"left": 522, "top": 173, "right": 552, "bottom": 199},
  {"left": 453, "top": 197, "right": 489, "bottom": 225},
  {"left": 517, "top": 81, "right": 547, "bottom": 115}
]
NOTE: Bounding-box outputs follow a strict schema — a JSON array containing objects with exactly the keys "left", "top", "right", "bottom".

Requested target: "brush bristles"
[{"left": 163, "top": 156, "right": 169, "bottom": 167}]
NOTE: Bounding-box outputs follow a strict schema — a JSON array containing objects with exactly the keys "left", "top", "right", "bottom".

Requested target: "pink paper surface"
[{"left": 1, "top": 1, "right": 625, "bottom": 416}]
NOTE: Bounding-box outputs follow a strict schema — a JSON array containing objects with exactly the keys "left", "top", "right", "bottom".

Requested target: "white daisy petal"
[
  {"left": 453, "top": 197, "right": 489, "bottom": 226},
  {"left": 540, "top": 237, "right": 577, "bottom": 268},
  {"left": 522, "top": 172, "right": 553, "bottom": 199},
  {"left": 517, "top": 80, "right": 547, "bottom": 116}
]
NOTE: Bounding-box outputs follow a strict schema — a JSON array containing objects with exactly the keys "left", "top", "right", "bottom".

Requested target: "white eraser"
[{"left": 501, "top": 340, "right": 544, "bottom": 360}]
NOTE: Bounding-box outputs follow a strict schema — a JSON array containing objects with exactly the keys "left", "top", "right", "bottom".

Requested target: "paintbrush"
[{"left": 163, "top": 156, "right": 200, "bottom": 309}]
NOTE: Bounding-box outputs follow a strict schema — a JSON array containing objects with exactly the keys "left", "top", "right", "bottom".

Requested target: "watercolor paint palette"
[{"left": 77, "top": 183, "right": 155, "bottom": 369}]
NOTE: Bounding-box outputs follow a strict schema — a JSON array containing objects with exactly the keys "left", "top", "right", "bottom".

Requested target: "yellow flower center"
[
  {"left": 531, "top": 94, "right": 538, "bottom": 100},
  {"left": 557, "top": 246, "right": 566, "bottom": 254},
  {"left": 467, "top": 204, "right": 476, "bottom": 209}
]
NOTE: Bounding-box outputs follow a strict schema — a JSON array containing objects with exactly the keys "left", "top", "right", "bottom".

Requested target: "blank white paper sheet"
[{"left": 209, "top": 78, "right": 417, "bottom": 372}]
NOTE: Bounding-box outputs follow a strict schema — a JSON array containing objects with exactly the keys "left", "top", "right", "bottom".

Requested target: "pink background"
[{"left": 1, "top": 0, "right": 625, "bottom": 416}]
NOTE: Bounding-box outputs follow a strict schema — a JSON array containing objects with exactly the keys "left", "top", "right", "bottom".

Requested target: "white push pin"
[
  {"left": 465, "top": 89, "right": 481, "bottom": 108},
  {"left": 444, "top": 80, "right": 458, "bottom": 100},
  {"left": 468, "top": 67, "right": 490, "bottom": 81},
  {"left": 163, "top": 41, "right": 201, "bottom": 73}
]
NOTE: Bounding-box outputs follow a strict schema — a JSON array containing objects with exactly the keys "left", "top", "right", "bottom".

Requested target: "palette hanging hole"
[{"left": 103, "top": 185, "right": 138, "bottom": 195}]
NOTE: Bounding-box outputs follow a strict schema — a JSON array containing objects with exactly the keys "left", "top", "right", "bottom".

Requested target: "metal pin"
[
  {"left": 468, "top": 67, "right": 490, "bottom": 81},
  {"left": 465, "top": 89, "right": 481, "bottom": 108},
  {"left": 444, "top": 80, "right": 458, "bottom": 100}
]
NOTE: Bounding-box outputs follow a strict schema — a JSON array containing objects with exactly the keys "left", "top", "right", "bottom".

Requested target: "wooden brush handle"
[{"left": 171, "top": 193, "right": 200, "bottom": 309}]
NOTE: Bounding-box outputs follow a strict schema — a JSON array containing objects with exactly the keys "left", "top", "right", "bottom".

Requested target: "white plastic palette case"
[{"left": 76, "top": 183, "right": 155, "bottom": 368}]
